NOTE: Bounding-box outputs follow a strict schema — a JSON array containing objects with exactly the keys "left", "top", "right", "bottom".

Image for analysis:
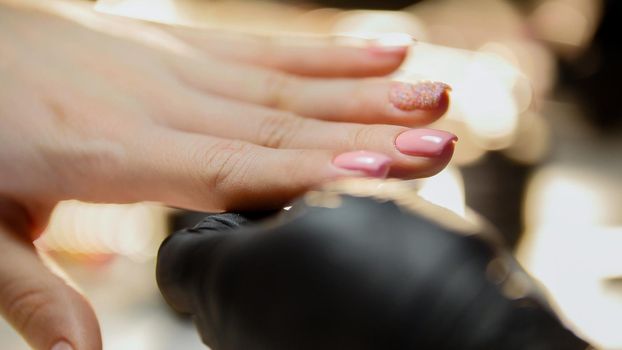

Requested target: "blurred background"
[{"left": 1, "top": 0, "right": 621, "bottom": 348}]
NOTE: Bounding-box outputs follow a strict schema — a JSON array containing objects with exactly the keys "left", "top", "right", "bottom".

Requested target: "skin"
[{"left": 0, "top": 2, "right": 454, "bottom": 349}]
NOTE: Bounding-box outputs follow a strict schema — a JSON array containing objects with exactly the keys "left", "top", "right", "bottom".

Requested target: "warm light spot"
[
  {"left": 455, "top": 52, "right": 520, "bottom": 148},
  {"left": 416, "top": 166, "right": 465, "bottom": 217},
  {"left": 37, "top": 201, "right": 168, "bottom": 261},
  {"left": 518, "top": 166, "right": 622, "bottom": 349},
  {"left": 95, "top": 0, "right": 180, "bottom": 25},
  {"left": 531, "top": 0, "right": 590, "bottom": 47},
  {"left": 523, "top": 167, "right": 606, "bottom": 228},
  {"left": 332, "top": 10, "right": 427, "bottom": 41},
  {"left": 374, "top": 32, "right": 415, "bottom": 47}
]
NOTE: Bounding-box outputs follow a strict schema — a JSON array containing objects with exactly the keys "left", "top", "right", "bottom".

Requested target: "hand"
[{"left": 0, "top": 2, "right": 455, "bottom": 349}]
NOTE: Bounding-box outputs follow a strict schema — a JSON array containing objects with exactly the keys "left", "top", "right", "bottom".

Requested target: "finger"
[
  {"left": 160, "top": 96, "right": 456, "bottom": 179},
  {"left": 167, "top": 55, "right": 450, "bottom": 125},
  {"left": 0, "top": 198, "right": 53, "bottom": 242},
  {"left": 0, "top": 222, "right": 101, "bottom": 350},
  {"left": 122, "top": 127, "right": 393, "bottom": 212},
  {"left": 165, "top": 27, "right": 410, "bottom": 77},
  {"left": 268, "top": 78, "right": 451, "bottom": 126}
]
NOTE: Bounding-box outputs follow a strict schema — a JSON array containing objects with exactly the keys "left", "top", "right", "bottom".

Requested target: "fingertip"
[
  {"left": 51, "top": 340, "right": 73, "bottom": 350},
  {"left": 395, "top": 129, "right": 458, "bottom": 158},
  {"left": 366, "top": 45, "right": 409, "bottom": 58},
  {"left": 303, "top": 78, "right": 452, "bottom": 125},
  {"left": 389, "top": 134, "right": 457, "bottom": 179},
  {"left": 389, "top": 81, "right": 452, "bottom": 112},
  {"left": 382, "top": 81, "right": 452, "bottom": 126},
  {"left": 422, "top": 136, "right": 456, "bottom": 176},
  {"left": 37, "top": 279, "right": 102, "bottom": 350},
  {"left": 433, "top": 86, "right": 451, "bottom": 118},
  {"left": 361, "top": 46, "right": 409, "bottom": 77},
  {"left": 333, "top": 150, "right": 392, "bottom": 178},
  {"left": 362, "top": 33, "right": 414, "bottom": 75},
  {"left": 367, "top": 33, "right": 413, "bottom": 59},
  {"left": 0, "top": 227, "right": 102, "bottom": 350},
  {"left": 35, "top": 282, "right": 101, "bottom": 350}
]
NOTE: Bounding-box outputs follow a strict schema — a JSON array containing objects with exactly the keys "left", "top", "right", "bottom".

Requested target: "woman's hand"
[{"left": 0, "top": 2, "right": 455, "bottom": 349}]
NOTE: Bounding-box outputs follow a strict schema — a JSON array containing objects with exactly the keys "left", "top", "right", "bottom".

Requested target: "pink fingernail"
[
  {"left": 389, "top": 81, "right": 451, "bottom": 111},
  {"left": 395, "top": 129, "right": 458, "bottom": 157},
  {"left": 51, "top": 341, "right": 74, "bottom": 350},
  {"left": 367, "top": 33, "right": 415, "bottom": 57},
  {"left": 367, "top": 45, "right": 409, "bottom": 57},
  {"left": 333, "top": 151, "right": 392, "bottom": 178}
]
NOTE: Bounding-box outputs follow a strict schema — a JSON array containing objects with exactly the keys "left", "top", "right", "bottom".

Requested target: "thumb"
[{"left": 0, "top": 221, "right": 101, "bottom": 350}]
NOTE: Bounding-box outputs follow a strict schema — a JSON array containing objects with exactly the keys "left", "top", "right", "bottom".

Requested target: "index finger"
[{"left": 165, "top": 27, "right": 411, "bottom": 78}]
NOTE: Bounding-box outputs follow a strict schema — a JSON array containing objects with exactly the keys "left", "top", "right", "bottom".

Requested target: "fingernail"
[
  {"left": 374, "top": 32, "right": 415, "bottom": 47},
  {"left": 368, "top": 33, "right": 415, "bottom": 56},
  {"left": 395, "top": 129, "right": 458, "bottom": 157},
  {"left": 389, "top": 81, "right": 451, "bottom": 111},
  {"left": 368, "top": 45, "right": 409, "bottom": 56},
  {"left": 333, "top": 151, "right": 392, "bottom": 178},
  {"left": 51, "top": 341, "right": 74, "bottom": 350}
]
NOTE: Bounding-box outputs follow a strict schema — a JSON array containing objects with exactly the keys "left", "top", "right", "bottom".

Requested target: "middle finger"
[{"left": 159, "top": 93, "right": 457, "bottom": 178}]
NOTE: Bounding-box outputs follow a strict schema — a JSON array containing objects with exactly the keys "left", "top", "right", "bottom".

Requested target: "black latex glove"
[{"left": 157, "top": 180, "right": 588, "bottom": 350}]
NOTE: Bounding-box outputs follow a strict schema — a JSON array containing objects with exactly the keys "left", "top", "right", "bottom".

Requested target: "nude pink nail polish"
[
  {"left": 367, "top": 45, "right": 409, "bottom": 57},
  {"left": 395, "top": 129, "right": 458, "bottom": 157},
  {"left": 333, "top": 151, "right": 392, "bottom": 178},
  {"left": 367, "top": 33, "right": 415, "bottom": 57},
  {"left": 51, "top": 341, "right": 73, "bottom": 350},
  {"left": 389, "top": 81, "right": 451, "bottom": 111}
]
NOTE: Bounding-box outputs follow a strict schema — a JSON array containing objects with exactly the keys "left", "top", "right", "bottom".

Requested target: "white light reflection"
[
  {"left": 37, "top": 201, "right": 169, "bottom": 262},
  {"left": 332, "top": 10, "right": 427, "bottom": 41},
  {"left": 456, "top": 52, "right": 520, "bottom": 147},
  {"left": 95, "top": 0, "right": 180, "bottom": 25},
  {"left": 518, "top": 166, "right": 622, "bottom": 349},
  {"left": 416, "top": 166, "right": 465, "bottom": 217},
  {"left": 530, "top": 0, "right": 602, "bottom": 50},
  {"left": 421, "top": 135, "right": 443, "bottom": 144}
]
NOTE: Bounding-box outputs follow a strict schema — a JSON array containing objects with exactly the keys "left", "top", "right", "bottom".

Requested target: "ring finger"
[{"left": 165, "top": 54, "right": 451, "bottom": 126}]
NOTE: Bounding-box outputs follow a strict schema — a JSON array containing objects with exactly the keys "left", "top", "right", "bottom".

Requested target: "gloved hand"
[{"left": 157, "top": 180, "right": 588, "bottom": 350}]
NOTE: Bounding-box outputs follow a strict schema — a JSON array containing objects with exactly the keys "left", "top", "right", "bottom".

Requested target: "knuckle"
[
  {"left": 194, "top": 140, "right": 255, "bottom": 203},
  {"left": 262, "top": 72, "right": 294, "bottom": 109},
  {"left": 1, "top": 280, "right": 53, "bottom": 334},
  {"left": 342, "top": 83, "right": 368, "bottom": 116},
  {"left": 348, "top": 125, "right": 376, "bottom": 150},
  {"left": 257, "top": 37, "right": 296, "bottom": 69},
  {"left": 256, "top": 113, "right": 303, "bottom": 148}
]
